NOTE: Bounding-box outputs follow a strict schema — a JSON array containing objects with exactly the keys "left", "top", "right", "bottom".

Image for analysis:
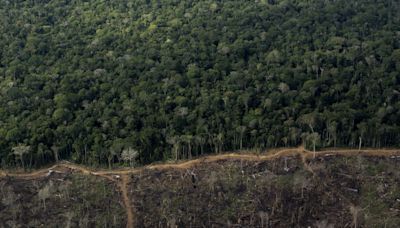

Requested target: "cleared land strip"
[{"left": 1, "top": 147, "right": 400, "bottom": 228}]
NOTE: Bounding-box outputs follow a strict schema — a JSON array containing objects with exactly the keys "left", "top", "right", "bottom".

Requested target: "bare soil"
[{"left": 1, "top": 147, "right": 400, "bottom": 227}]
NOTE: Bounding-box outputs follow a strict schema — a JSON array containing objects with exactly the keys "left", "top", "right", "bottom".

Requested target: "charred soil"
[{"left": 1, "top": 148, "right": 400, "bottom": 227}]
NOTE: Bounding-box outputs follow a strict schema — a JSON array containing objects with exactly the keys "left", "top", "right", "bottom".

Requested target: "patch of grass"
[
  {"left": 274, "top": 175, "right": 294, "bottom": 189},
  {"left": 364, "top": 161, "right": 387, "bottom": 176}
]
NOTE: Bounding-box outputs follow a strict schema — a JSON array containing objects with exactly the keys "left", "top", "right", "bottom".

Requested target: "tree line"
[{"left": 0, "top": 0, "right": 399, "bottom": 168}]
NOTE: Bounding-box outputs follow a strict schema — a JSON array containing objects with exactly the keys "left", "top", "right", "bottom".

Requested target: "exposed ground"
[{"left": 1, "top": 147, "right": 400, "bottom": 227}]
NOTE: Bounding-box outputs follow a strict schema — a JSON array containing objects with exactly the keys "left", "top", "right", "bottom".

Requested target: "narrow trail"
[
  {"left": 119, "top": 175, "right": 134, "bottom": 228},
  {"left": 1, "top": 147, "right": 400, "bottom": 227},
  {"left": 3, "top": 147, "right": 400, "bottom": 179},
  {"left": 43, "top": 162, "right": 135, "bottom": 227}
]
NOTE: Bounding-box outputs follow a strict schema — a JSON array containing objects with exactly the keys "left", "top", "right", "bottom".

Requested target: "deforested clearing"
[{"left": 1, "top": 149, "right": 400, "bottom": 227}]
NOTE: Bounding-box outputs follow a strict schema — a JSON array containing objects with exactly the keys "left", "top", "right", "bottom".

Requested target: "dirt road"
[{"left": 1, "top": 147, "right": 399, "bottom": 227}]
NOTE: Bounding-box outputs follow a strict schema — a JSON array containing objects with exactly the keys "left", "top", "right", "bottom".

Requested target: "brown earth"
[{"left": 1, "top": 147, "right": 400, "bottom": 227}]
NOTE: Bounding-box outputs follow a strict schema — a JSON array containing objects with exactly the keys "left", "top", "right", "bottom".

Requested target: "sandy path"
[{"left": 119, "top": 175, "right": 134, "bottom": 228}]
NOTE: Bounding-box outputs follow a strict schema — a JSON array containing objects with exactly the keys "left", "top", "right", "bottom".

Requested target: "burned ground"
[
  {"left": 129, "top": 155, "right": 400, "bottom": 227},
  {"left": 0, "top": 171, "right": 126, "bottom": 228},
  {"left": 1, "top": 150, "right": 400, "bottom": 228}
]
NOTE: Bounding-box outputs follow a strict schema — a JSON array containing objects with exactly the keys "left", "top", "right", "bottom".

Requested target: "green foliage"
[{"left": 0, "top": 0, "right": 399, "bottom": 167}]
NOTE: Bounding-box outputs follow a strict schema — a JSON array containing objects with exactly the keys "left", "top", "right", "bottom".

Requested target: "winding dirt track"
[{"left": 1, "top": 147, "right": 400, "bottom": 227}]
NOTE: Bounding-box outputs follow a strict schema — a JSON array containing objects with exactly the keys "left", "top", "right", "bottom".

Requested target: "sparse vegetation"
[
  {"left": 127, "top": 155, "right": 400, "bottom": 227},
  {"left": 1, "top": 150, "right": 400, "bottom": 227},
  {"left": 0, "top": 173, "right": 126, "bottom": 227}
]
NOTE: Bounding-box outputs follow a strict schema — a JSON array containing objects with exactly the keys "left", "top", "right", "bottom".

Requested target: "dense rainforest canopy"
[{"left": 0, "top": 0, "right": 399, "bottom": 168}]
